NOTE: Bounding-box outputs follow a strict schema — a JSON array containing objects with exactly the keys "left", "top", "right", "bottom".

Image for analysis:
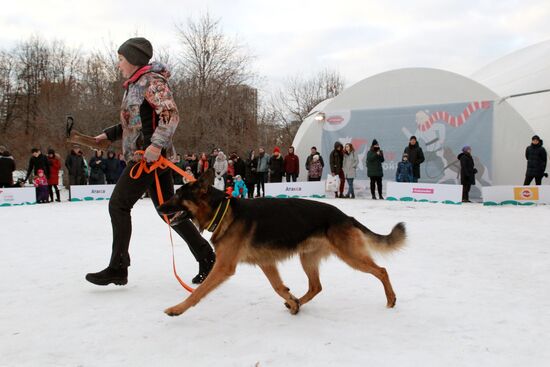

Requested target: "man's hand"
[
  {"left": 94, "top": 133, "right": 108, "bottom": 143},
  {"left": 144, "top": 145, "right": 161, "bottom": 163}
]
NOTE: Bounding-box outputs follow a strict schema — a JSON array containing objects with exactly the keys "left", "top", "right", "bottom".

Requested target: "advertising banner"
[
  {"left": 386, "top": 181, "right": 463, "bottom": 204},
  {"left": 0, "top": 187, "right": 37, "bottom": 206},
  {"left": 321, "top": 101, "right": 493, "bottom": 199},
  {"left": 70, "top": 185, "right": 115, "bottom": 201},
  {"left": 265, "top": 181, "right": 325, "bottom": 198},
  {"left": 482, "top": 186, "right": 550, "bottom": 205}
]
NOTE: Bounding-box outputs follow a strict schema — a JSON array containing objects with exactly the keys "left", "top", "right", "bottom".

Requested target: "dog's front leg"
[
  {"left": 259, "top": 264, "right": 300, "bottom": 315},
  {"left": 164, "top": 248, "right": 237, "bottom": 317}
]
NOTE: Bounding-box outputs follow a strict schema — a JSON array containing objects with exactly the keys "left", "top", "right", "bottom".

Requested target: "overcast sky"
[{"left": 1, "top": 0, "right": 549, "bottom": 93}]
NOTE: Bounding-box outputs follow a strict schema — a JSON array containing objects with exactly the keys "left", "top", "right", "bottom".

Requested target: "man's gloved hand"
[{"left": 144, "top": 145, "right": 161, "bottom": 163}]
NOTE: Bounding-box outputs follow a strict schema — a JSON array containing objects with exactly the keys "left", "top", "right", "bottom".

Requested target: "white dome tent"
[
  {"left": 471, "top": 39, "right": 550, "bottom": 141},
  {"left": 292, "top": 68, "right": 534, "bottom": 197}
]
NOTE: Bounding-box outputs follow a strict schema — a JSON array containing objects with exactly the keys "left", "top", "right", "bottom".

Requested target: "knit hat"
[
  {"left": 371, "top": 139, "right": 379, "bottom": 146},
  {"left": 118, "top": 37, "right": 153, "bottom": 66},
  {"left": 48, "top": 148, "right": 55, "bottom": 155},
  {"left": 37, "top": 169, "right": 44, "bottom": 174},
  {"left": 273, "top": 146, "right": 281, "bottom": 154},
  {"left": 532, "top": 135, "right": 541, "bottom": 141},
  {"left": 462, "top": 146, "right": 471, "bottom": 153}
]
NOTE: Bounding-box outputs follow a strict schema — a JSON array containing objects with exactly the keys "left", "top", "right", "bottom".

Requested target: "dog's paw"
[
  {"left": 284, "top": 295, "right": 300, "bottom": 315},
  {"left": 386, "top": 296, "right": 396, "bottom": 308},
  {"left": 164, "top": 306, "right": 183, "bottom": 317}
]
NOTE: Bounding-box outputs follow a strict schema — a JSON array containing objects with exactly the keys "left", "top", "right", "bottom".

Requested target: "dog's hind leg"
[
  {"left": 164, "top": 245, "right": 239, "bottom": 317},
  {"left": 298, "top": 251, "right": 324, "bottom": 306},
  {"left": 259, "top": 264, "right": 300, "bottom": 315},
  {"left": 330, "top": 229, "right": 397, "bottom": 308}
]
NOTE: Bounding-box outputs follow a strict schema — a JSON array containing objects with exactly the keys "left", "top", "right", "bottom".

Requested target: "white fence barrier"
[
  {"left": 0, "top": 187, "right": 37, "bottom": 206},
  {"left": 482, "top": 185, "right": 550, "bottom": 205},
  {"left": 386, "top": 181, "right": 463, "bottom": 204}
]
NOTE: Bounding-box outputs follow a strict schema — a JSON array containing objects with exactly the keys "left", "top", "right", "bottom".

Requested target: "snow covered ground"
[{"left": 1, "top": 193, "right": 549, "bottom": 367}]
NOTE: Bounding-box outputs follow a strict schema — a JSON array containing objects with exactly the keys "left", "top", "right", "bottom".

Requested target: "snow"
[{"left": 1, "top": 193, "right": 549, "bottom": 367}]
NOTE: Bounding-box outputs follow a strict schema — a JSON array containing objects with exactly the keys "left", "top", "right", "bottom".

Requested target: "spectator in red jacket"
[
  {"left": 47, "top": 149, "right": 61, "bottom": 202},
  {"left": 284, "top": 146, "right": 300, "bottom": 182}
]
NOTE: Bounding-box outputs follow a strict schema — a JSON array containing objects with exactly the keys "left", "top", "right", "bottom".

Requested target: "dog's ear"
[{"left": 198, "top": 169, "right": 215, "bottom": 193}]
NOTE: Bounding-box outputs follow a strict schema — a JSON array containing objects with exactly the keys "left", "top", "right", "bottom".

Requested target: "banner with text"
[
  {"left": 0, "top": 187, "right": 37, "bottom": 206},
  {"left": 70, "top": 185, "right": 115, "bottom": 201},
  {"left": 386, "top": 181, "right": 463, "bottom": 204},
  {"left": 482, "top": 185, "right": 550, "bottom": 205},
  {"left": 321, "top": 101, "right": 494, "bottom": 200},
  {"left": 265, "top": 181, "right": 325, "bottom": 198}
]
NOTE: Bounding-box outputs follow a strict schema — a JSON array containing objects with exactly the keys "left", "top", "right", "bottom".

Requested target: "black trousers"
[
  {"left": 370, "top": 176, "right": 383, "bottom": 197},
  {"left": 256, "top": 172, "right": 267, "bottom": 196},
  {"left": 285, "top": 173, "right": 298, "bottom": 182},
  {"left": 48, "top": 184, "right": 60, "bottom": 201},
  {"left": 524, "top": 175, "right": 542, "bottom": 186},
  {"left": 108, "top": 162, "right": 214, "bottom": 269},
  {"left": 462, "top": 183, "right": 471, "bottom": 201}
]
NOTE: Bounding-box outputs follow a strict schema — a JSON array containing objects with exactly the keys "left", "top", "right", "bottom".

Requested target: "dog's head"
[{"left": 157, "top": 169, "right": 220, "bottom": 227}]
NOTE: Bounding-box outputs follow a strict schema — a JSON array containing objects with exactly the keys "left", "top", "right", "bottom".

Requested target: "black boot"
[
  {"left": 192, "top": 253, "right": 216, "bottom": 284},
  {"left": 86, "top": 266, "right": 128, "bottom": 286}
]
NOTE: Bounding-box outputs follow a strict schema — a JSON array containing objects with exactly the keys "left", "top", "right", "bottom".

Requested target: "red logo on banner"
[
  {"left": 522, "top": 189, "right": 532, "bottom": 199},
  {"left": 326, "top": 116, "right": 344, "bottom": 125},
  {"left": 412, "top": 188, "right": 434, "bottom": 194}
]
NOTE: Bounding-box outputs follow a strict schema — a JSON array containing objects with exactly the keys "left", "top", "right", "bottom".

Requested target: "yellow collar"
[{"left": 205, "top": 198, "right": 231, "bottom": 232}]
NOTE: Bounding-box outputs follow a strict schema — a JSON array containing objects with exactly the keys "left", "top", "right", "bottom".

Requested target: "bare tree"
[
  {"left": 173, "top": 12, "right": 258, "bottom": 154},
  {"left": 0, "top": 50, "right": 20, "bottom": 133},
  {"left": 265, "top": 69, "right": 345, "bottom": 148}
]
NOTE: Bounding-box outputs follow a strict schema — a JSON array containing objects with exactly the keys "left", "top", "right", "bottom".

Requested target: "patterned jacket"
[{"left": 103, "top": 62, "right": 179, "bottom": 162}]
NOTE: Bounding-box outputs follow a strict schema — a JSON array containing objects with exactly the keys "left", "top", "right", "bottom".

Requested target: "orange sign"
[{"left": 513, "top": 187, "right": 539, "bottom": 201}]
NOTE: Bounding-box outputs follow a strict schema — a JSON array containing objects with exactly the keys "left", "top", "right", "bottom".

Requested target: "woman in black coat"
[
  {"left": 244, "top": 150, "right": 258, "bottom": 198},
  {"left": 524, "top": 135, "right": 547, "bottom": 186},
  {"left": 458, "top": 146, "right": 477, "bottom": 203},
  {"left": 88, "top": 150, "right": 107, "bottom": 185}
]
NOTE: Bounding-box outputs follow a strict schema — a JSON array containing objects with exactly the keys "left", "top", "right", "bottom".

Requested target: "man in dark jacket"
[
  {"left": 65, "top": 145, "right": 86, "bottom": 187},
  {"left": 0, "top": 150, "right": 16, "bottom": 188},
  {"left": 25, "top": 148, "right": 50, "bottom": 182},
  {"left": 366, "top": 139, "right": 385, "bottom": 199},
  {"left": 284, "top": 146, "right": 300, "bottom": 182},
  {"left": 329, "top": 141, "right": 345, "bottom": 198},
  {"left": 104, "top": 151, "right": 120, "bottom": 184},
  {"left": 458, "top": 146, "right": 477, "bottom": 202},
  {"left": 524, "top": 135, "right": 547, "bottom": 186},
  {"left": 269, "top": 147, "right": 285, "bottom": 183},
  {"left": 404, "top": 136, "right": 425, "bottom": 182}
]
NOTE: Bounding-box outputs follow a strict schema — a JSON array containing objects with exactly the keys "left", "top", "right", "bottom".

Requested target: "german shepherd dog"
[{"left": 157, "top": 170, "right": 406, "bottom": 317}]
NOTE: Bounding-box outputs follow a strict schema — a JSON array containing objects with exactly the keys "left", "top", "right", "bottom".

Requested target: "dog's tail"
[{"left": 351, "top": 218, "right": 406, "bottom": 254}]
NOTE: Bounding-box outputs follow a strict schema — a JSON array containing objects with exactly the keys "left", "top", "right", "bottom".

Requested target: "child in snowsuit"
[
  {"left": 232, "top": 175, "right": 248, "bottom": 198},
  {"left": 34, "top": 169, "right": 49, "bottom": 203},
  {"left": 395, "top": 153, "right": 414, "bottom": 182}
]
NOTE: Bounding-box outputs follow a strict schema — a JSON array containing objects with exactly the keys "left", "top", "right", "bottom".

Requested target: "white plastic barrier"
[
  {"left": 386, "top": 181, "right": 463, "bottom": 204},
  {"left": 265, "top": 181, "right": 326, "bottom": 198},
  {"left": 482, "top": 185, "right": 550, "bottom": 205},
  {"left": 0, "top": 187, "right": 37, "bottom": 206},
  {"left": 69, "top": 185, "right": 115, "bottom": 201}
]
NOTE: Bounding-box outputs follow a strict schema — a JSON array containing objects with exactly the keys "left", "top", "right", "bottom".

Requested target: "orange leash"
[{"left": 130, "top": 151, "right": 197, "bottom": 293}]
